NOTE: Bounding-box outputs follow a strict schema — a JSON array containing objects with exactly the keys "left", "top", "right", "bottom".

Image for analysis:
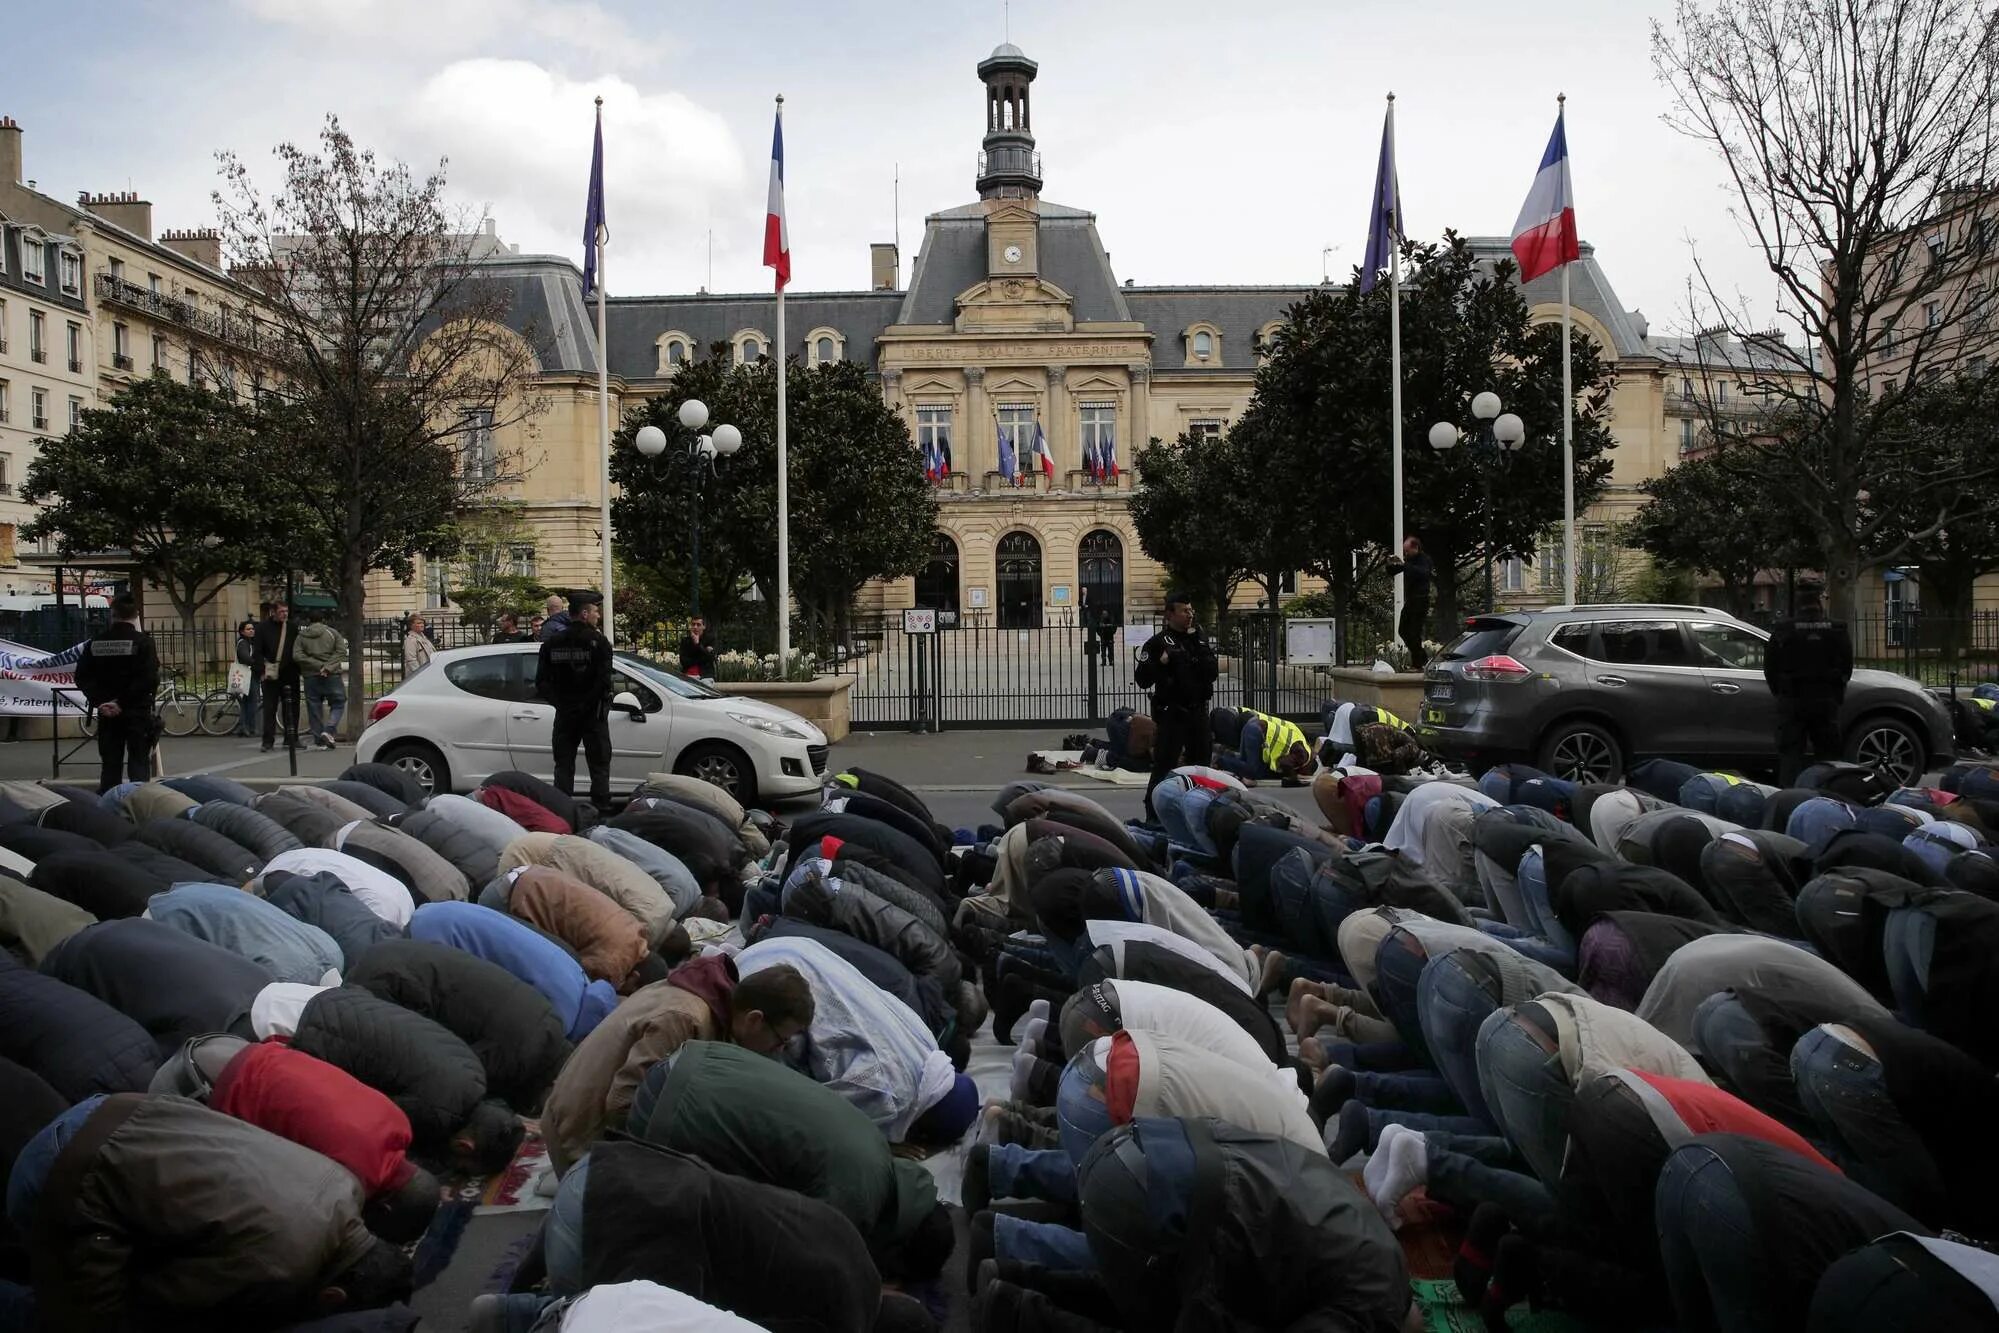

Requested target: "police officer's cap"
[{"left": 568, "top": 591, "right": 603, "bottom": 613}]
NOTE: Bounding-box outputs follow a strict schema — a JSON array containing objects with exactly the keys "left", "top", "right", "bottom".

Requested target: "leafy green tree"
[
  {"left": 1128, "top": 429, "right": 1264, "bottom": 629},
  {"left": 1237, "top": 233, "right": 1618, "bottom": 634},
  {"left": 1627, "top": 453, "right": 1815, "bottom": 615},
  {"left": 611, "top": 350, "right": 937, "bottom": 650},
  {"left": 444, "top": 503, "right": 549, "bottom": 633},
  {"left": 215, "top": 116, "right": 544, "bottom": 728},
  {"left": 21, "top": 374, "right": 292, "bottom": 630}
]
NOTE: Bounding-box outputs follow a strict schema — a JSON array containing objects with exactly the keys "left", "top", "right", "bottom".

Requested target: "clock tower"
[{"left": 975, "top": 43, "right": 1042, "bottom": 202}]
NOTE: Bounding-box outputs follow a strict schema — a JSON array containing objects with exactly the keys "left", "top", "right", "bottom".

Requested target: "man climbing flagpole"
[
  {"left": 1510, "top": 96, "right": 1581, "bottom": 604},
  {"left": 764, "top": 97, "right": 792, "bottom": 669}
]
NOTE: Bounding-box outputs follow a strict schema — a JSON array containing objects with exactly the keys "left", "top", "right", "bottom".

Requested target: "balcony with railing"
[
  {"left": 94, "top": 272, "right": 263, "bottom": 353},
  {"left": 977, "top": 146, "right": 1042, "bottom": 176}
]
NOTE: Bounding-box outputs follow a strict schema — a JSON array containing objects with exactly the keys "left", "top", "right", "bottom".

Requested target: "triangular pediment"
[
  {"left": 954, "top": 276, "right": 1075, "bottom": 334},
  {"left": 983, "top": 200, "right": 1040, "bottom": 225}
]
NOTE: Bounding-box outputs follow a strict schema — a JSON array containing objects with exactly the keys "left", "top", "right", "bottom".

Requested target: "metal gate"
[{"left": 840, "top": 612, "right": 1339, "bottom": 731}]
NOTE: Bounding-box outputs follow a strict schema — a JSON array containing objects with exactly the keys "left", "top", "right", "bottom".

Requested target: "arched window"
[
  {"left": 735, "top": 332, "right": 766, "bottom": 365},
  {"left": 1192, "top": 330, "right": 1213, "bottom": 359},
  {"left": 816, "top": 336, "right": 835, "bottom": 364},
  {"left": 656, "top": 332, "right": 691, "bottom": 374},
  {"left": 668, "top": 340, "right": 686, "bottom": 366},
  {"left": 1183, "top": 323, "right": 1221, "bottom": 366},
  {"left": 1078, "top": 529, "right": 1124, "bottom": 626}
]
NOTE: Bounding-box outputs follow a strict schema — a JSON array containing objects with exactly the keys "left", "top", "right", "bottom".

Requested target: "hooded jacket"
[
  {"left": 408, "top": 901, "right": 615, "bottom": 1042},
  {"left": 738, "top": 934, "right": 949, "bottom": 1142},
  {"left": 40, "top": 918, "right": 275, "bottom": 1060},
  {"left": 1117, "top": 1030, "right": 1322, "bottom": 1155},
  {"left": 188, "top": 801, "right": 302, "bottom": 864},
  {"left": 613, "top": 802, "right": 746, "bottom": 893},
  {"left": 293, "top": 622, "right": 347, "bottom": 677},
  {"left": 28, "top": 1094, "right": 379, "bottom": 1331},
  {"left": 1088, "top": 867, "right": 1257, "bottom": 990},
  {"left": 539, "top": 954, "right": 735, "bottom": 1177},
  {"left": 573, "top": 1140, "right": 880, "bottom": 1333},
  {"left": 498, "top": 833, "right": 675, "bottom": 948},
  {"left": 583, "top": 826, "right": 701, "bottom": 919},
  {"left": 636, "top": 772, "right": 771, "bottom": 859},
  {"left": 1080, "top": 1117, "right": 1409, "bottom": 1333},
  {"left": 145, "top": 882, "right": 344, "bottom": 985},
  {"left": 1076, "top": 937, "right": 1286, "bottom": 1064},
  {"left": 287, "top": 985, "right": 489, "bottom": 1151},
  {"left": 782, "top": 862, "right": 959, "bottom": 989},
  {"left": 626, "top": 1039, "right": 938, "bottom": 1253},
  {"left": 343, "top": 937, "right": 571, "bottom": 1111},
  {"left": 258, "top": 848, "right": 415, "bottom": 928},
  {"left": 507, "top": 866, "right": 650, "bottom": 987},
  {"left": 0, "top": 953, "right": 158, "bottom": 1099},
  {"left": 392, "top": 809, "right": 500, "bottom": 893},
  {"left": 210, "top": 1039, "right": 416, "bottom": 1198}
]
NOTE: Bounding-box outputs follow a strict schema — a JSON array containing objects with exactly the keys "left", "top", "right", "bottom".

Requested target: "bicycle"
[
  {"left": 197, "top": 686, "right": 244, "bottom": 737},
  {"left": 79, "top": 667, "right": 207, "bottom": 740}
]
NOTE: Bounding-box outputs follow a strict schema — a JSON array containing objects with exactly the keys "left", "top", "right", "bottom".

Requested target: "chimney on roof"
[
  {"left": 0, "top": 116, "right": 22, "bottom": 188},
  {"left": 871, "top": 242, "right": 899, "bottom": 291},
  {"left": 79, "top": 189, "right": 154, "bottom": 242},
  {"left": 160, "top": 227, "right": 222, "bottom": 271}
]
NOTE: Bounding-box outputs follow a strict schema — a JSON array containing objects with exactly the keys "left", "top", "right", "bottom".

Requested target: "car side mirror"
[{"left": 611, "top": 691, "right": 646, "bottom": 721}]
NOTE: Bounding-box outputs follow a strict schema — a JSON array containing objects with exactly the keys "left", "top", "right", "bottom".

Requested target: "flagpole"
[
  {"left": 593, "top": 97, "right": 613, "bottom": 641},
  {"left": 1387, "top": 93, "right": 1405, "bottom": 633},
  {"left": 774, "top": 95, "right": 791, "bottom": 673},
  {"left": 1559, "top": 94, "right": 1576, "bottom": 607}
]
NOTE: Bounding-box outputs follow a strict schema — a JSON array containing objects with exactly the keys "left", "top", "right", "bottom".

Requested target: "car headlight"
[{"left": 727, "top": 711, "right": 806, "bottom": 739}]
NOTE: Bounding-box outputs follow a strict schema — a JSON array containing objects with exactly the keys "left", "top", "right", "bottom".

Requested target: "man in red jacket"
[{"left": 153, "top": 1034, "right": 440, "bottom": 1242}]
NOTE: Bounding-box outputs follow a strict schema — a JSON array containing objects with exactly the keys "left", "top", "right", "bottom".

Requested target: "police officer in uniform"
[
  {"left": 537, "top": 591, "right": 614, "bottom": 809},
  {"left": 1764, "top": 591, "right": 1853, "bottom": 785},
  {"left": 75, "top": 593, "right": 160, "bottom": 792},
  {"left": 1136, "top": 591, "right": 1219, "bottom": 820}
]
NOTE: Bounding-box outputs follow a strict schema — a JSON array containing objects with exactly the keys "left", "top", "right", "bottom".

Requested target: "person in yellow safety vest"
[{"left": 1213, "top": 708, "right": 1318, "bottom": 784}]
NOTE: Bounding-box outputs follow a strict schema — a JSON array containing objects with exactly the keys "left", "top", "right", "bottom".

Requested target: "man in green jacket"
[
  {"left": 293, "top": 611, "right": 349, "bottom": 750},
  {"left": 626, "top": 1040, "right": 954, "bottom": 1282}
]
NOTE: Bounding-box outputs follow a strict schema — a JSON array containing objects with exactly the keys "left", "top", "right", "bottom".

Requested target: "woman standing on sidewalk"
[{"left": 232, "top": 619, "right": 260, "bottom": 738}]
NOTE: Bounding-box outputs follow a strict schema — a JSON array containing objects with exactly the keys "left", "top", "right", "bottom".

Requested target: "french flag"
[
  {"left": 763, "top": 106, "right": 790, "bottom": 290},
  {"left": 1032, "top": 422, "right": 1054, "bottom": 478},
  {"left": 1509, "top": 108, "right": 1579, "bottom": 283}
]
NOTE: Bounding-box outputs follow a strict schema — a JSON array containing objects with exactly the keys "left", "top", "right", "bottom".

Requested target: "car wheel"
[
  {"left": 1537, "top": 720, "right": 1624, "bottom": 785},
  {"left": 676, "top": 741, "right": 758, "bottom": 806},
  {"left": 377, "top": 741, "right": 449, "bottom": 797},
  {"left": 1848, "top": 716, "right": 1925, "bottom": 788}
]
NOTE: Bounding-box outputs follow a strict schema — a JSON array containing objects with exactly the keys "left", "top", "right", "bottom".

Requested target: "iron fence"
[{"left": 1844, "top": 612, "right": 1999, "bottom": 689}]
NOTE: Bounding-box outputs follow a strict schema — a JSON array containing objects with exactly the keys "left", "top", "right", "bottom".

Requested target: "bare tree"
[
  {"left": 1654, "top": 0, "right": 1999, "bottom": 618},
  {"left": 214, "top": 116, "right": 544, "bottom": 729}
]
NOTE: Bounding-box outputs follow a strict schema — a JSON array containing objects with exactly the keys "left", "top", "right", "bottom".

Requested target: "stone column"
[
  {"left": 1046, "top": 364, "right": 1069, "bottom": 479},
  {"left": 965, "top": 366, "right": 988, "bottom": 482},
  {"left": 1127, "top": 363, "right": 1151, "bottom": 492}
]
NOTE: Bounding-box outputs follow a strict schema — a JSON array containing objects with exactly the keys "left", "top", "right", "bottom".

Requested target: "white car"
[{"left": 354, "top": 643, "right": 828, "bottom": 803}]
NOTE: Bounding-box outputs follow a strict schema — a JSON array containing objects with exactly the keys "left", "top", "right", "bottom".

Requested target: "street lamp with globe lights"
[
  {"left": 1431, "top": 392, "right": 1528, "bottom": 614},
  {"left": 634, "top": 398, "right": 741, "bottom": 617}
]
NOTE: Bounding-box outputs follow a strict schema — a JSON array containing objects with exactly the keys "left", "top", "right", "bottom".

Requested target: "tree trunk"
[
  {"left": 341, "top": 553, "right": 368, "bottom": 742},
  {"left": 1821, "top": 537, "right": 1865, "bottom": 624}
]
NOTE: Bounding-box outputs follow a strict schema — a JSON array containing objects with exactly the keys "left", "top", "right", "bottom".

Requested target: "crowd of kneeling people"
[{"left": 0, "top": 734, "right": 1995, "bottom": 1331}]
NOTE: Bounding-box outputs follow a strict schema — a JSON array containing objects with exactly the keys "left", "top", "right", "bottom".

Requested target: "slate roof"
[
  {"left": 897, "top": 198, "right": 1130, "bottom": 327},
  {"left": 604, "top": 288, "right": 901, "bottom": 380},
  {"left": 466, "top": 254, "right": 601, "bottom": 375},
  {"left": 1463, "top": 236, "right": 1654, "bottom": 360},
  {"left": 1122, "top": 286, "right": 1316, "bottom": 371}
]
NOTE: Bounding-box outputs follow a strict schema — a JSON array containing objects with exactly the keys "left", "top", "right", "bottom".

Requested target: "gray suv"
[{"left": 1413, "top": 604, "right": 1954, "bottom": 787}]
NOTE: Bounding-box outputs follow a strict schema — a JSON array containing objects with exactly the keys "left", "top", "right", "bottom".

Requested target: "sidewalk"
[{"left": 3, "top": 724, "right": 1129, "bottom": 795}]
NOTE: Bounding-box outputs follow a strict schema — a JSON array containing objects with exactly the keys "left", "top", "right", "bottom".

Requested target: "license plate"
[
  {"left": 1423, "top": 706, "right": 1447, "bottom": 725},
  {"left": 1427, "top": 682, "right": 1455, "bottom": 701}
]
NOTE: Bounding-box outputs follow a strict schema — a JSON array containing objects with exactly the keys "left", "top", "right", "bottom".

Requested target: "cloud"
[
  {"left": 394, "top": 60, "right": 750, "bottom": 284},
  {"left": 235, "top": 0, "right": 670, "bottom": 67}
]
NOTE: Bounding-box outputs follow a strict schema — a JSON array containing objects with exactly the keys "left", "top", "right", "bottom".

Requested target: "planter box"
[
  {"left": 1324, "top": 666, "right": 1428, "bottom": 722},
  {"left": 714, "top": 675, "right": 855, "bottom": 743}
]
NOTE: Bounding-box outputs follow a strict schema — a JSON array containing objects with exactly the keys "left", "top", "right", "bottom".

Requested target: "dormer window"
[
  {"left": 655, "top": 332, "right": 691, "bottom": 374},
  {"left": 806, "top": 327, "right": 845, "bottom": 367},
  {"left": 735, "top": 332, "right": 767, "bottom": 365},
  {"left": 1192, "top": 331, "right": 1212, "bottom": 359},
  {"left": 1182, "top": 322, "right": 1222, "bottom": 367}
]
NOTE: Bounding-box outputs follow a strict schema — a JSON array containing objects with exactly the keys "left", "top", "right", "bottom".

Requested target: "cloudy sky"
[{"left": 12, "top": 0, "right": 1777, "bottom": 332}]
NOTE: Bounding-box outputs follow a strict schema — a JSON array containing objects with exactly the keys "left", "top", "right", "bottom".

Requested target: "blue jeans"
[
  {"left": 994, "top": 1215, "right": 1096, "bottom": 1273},
  {"left": 1476, "top": 851, "right": 1531, "bottom": 930},
  {"left": 988, "top": 1144, "right": 1080, "bottom": 1204},
  {"left": 1691, "top": 993, "right": 1808, "bottom": 1132},
  {"left": 1474, "top": 1008, "right": 1572, "bottom": 1188},
  {"left": 1372, "top": 930, "right": 1433, "bottom": 1060},
  {"left": 1882, "top": 907, "right": 1936, "bottom": 1028},
  {"left": 1352, "top": 1067, "right": 1458, "bottom": 1113},
  {"left": 1153, "top": 782, "right": 1218, "bottom": 859},
  {"left": 1655, "top": 1143, "right": 1779, "bottom": 1333},
  {"left": 1474, "top": 920, "right": 1576, "bottom": 975},
  {"left": 1791, "top": 1024, "right": 1943, "bottom": 1219},
  {"left": 1515, "top": 848, "right": 1578, "bottom": 963},
  {"left": 543, "top": 1156, "right": 590, "bottom": 1295},
  {"left": 305, "top": 674, "right": 346, "bottom": 736},
  {"left": 1417, "top": 952, "right": 1504, "bottom": 1127},
  {"left": 1364, "top": 1106, "right": 1491, "bottom": 1144},
  {"left": 236, "top": 677, "right": 261, "bottom": 736}
]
